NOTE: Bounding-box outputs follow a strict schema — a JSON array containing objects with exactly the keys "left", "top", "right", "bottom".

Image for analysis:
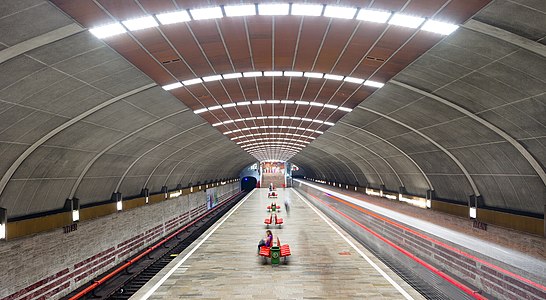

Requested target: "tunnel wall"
[
  {"left": 0, "top": 182, "right": 239, "bottom": 300},
  {"left": 294, "top": 180, "right": 546, "bottom": 300}
]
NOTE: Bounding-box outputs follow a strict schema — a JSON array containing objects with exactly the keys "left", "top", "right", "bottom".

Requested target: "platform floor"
[{"left": 131, "top": 188, "right": 425, "bottom": 299}]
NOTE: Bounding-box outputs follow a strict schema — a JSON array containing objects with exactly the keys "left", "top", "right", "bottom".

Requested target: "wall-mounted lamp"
[
  {"left": 469, "top": 207, "right": 477, "bottom": 219},
  {"left": 142, "top": 188, "right": 150, "bottom": 204},
  {"left": 0, "top": 207, "right": 6, "bottom": 240},
  {"left": 67, "top": 199, "right": 80, "bottom": 222},
  {"left": 112, "top": 192, "right": 123, "bottom": 211}
]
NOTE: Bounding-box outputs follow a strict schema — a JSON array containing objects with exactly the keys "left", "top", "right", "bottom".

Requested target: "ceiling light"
[
  {"left": 182, "top": 78, "right": 203, "bottom": 86},
  {"left": 224, "top": 120, "right": 234, "bottom": 123},
  {"left": 213, "top": 122, "right": 222, "bottom": 126},
  {"left": 222, "top": 103, "right": 237, "bottom": 108},
  {"left": 224, "top": 4, "right": 256, "bottom": 17},
  {"left": 364, "top": 80, "right": 385, "bottom": 88},
  {"left": 89, "top": 23, "right": 126, "bottom": 39},
  {"left": 324, "top": 74, "right": 344, "bottom": 81},
  {"left": 194, "top": 108, "right": 208, "bottom": 114},
  {"left": 223, "top": 73, "right": 243, "bottom": 79},
  {"left": 122, "top": 16, "right": 158, "bottom": 31},
  {"left": 268, "top": 116, "right": 279, "bottom": 119},
  {"left": 284, "top": 71, "right": 303, "bottom": 77},
  {"left": 237, "top": 101, "right": 251, "bottom": 105},
  {"left": 338, "top": 107, "right": 352, "bottom": 112},
  {"left": 356, "top": 9, "right": 391, "bottom": 23},
  {"left": 257, "top": 116, "right": 267, "bottom": 119},
  {"left": 156, "top": 11, "right": 191, "bottom": 25},
  {"left": 315, "top": 130, "right": 324, "bottom": 134},
  {"left": 295, "top": 101, "right": 309, "bottom": 105},
  {"left": 309, "top": 102, "right": 323, "bottom": 107},
  {"left": 324, "top": 122, "right": 335, "bottom": 126},
  {"left": 388, "top": 13, "right": 424, "bottom": 29},
  {"left": 264, "top": 71, "right": 283, "bottom": 76},
  {"left": 208, "top": 105, "right": 222, "bottom": 111},
  {"left": 421, "top": 20, "right": 459, "bottom": 35},
  {"left": 253, "top": 100, "right": 266, "bottom": 104},
  {"left": 290, "top": 117, "right": 301, "bottom": 120},
  {"left": 279, "top": 116, "right": 290, "bottom": 119},
  {"left": 281, "top": 100, "right": 294, "bottom": 104},
  {"left": 258, "top": 3, "right": 289, "bottom": 15},
  {"left": 243, "top": 71, "right": 262, "bottom": 77},
  {"left": 162, "top": 82, "right": 182, "bottom": 90},
  {"left": 203, "top": 75, "right": 223, "bottom": 82},
  {"left": 323, "top": 6, "right": 357, "bottom": 19},
  {"left": 344, "top": 76, "right": 364, "bottom": 84},
  {"left": 190, "top": 7, "right": 223, "bottom": 20},
  {"left": 302, "top": 118, "right": 312, "bottom": 122},
  {"left": 291, "top": 4, "right": 323, "bottom": 16},
  {"left": 304, "top": 72, "right": 323, "bottom": 78},
  {"left": 312, "top": 120, "right": 324, "bottom": 124},
  {"left": 324, "top": 104, "right": 338, "bottom": 109},
  {"left": 266, "top": 100, "right": 280, "bottom": 104}
]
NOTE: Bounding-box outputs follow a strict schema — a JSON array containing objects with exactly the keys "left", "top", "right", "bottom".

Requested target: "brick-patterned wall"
[
  {"left": 295, "top": 182, "right": 546, "bottom": 300},
  {"left": 0, "top": 183, "right": 239, "bottom": 300}
]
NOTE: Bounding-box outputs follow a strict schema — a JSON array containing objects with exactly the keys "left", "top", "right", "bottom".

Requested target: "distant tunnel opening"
[{"left": 241, "top": 176, "right": 257, "bottom": 191}]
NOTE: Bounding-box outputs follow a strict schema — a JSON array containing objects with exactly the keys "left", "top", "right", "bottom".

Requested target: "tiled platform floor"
[{"left": 131, "top": 188, "right": 425, "bottom": 299}]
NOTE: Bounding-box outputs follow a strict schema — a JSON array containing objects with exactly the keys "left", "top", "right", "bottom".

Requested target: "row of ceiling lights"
[
  {"left": 89, "top": 3, "right": 459, "bottom": 39},
  {"left": 213, "top": 116, "right": 335, "bottom": 127},
  {"left": 163, "top": 71, "right": 384, "bottom": 94},
  {"left": 223, "top": 126, "right": 324, "bottom": 135},
  {"left": 231, "top": 132, "right": 316, "bottom": 141},
  {"left": 192, "top": 97, "right": 353, "bottom": 115}
]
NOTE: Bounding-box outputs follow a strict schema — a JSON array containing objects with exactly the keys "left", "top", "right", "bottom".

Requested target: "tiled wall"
[{"left": 0, "top": 183, "right": 239, "bottom": 300}]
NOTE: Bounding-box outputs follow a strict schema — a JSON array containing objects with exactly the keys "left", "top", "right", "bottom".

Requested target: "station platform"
[{"left": 131, "top": 188, "right": 424, "bottom": 299}]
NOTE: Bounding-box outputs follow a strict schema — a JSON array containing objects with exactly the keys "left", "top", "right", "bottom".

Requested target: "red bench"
[
  {"left": 274, "top": 214, "right": 283, "bottom": 226},
  {"left": 259, "top": 237, "right": 291, "bottom": 263},
  {"left": 264, "top": 214, "right": 272, "bottom": 226}
]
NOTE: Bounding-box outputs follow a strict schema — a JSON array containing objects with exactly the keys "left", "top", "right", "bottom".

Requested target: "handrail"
[{"left": 69, "top": 190, "right": 244, "bottom": 300}]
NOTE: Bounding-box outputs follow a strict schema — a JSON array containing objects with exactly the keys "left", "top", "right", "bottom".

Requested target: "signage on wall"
[{"left": 63, "top": 223, "right": 78, "bottom": 234}]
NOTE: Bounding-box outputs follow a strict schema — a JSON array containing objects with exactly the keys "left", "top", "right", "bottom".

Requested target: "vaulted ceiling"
[{"left": 0, "top": 0, "right": 544, "bottom": 219}]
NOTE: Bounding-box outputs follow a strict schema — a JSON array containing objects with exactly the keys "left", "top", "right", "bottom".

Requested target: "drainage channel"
[{"left": 63, "top": 191, "right": 247, "bottom": 300}]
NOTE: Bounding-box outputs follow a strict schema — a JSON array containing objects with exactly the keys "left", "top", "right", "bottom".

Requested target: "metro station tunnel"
[{"left": 0, "top": 0, "right": 545, "bottom": 299}]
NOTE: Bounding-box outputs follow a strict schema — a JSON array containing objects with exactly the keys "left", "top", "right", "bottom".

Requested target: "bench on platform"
[
  {"left": 264, "top": 214, "right": 272, "bottom": 226},
  {"left": 258, "top": 237, "right": 291, "bottom": 264},
  {"left": 274, "top": 214, "right": 283, "bottom": 226}
]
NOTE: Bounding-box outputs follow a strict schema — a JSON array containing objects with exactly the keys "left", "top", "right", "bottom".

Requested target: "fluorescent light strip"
[
  {"left": 258, "top": 3, "right": 289, "bottom": 15},
  {"left": 421, "top": 20, "right": 459, "bottom": 35},
  {"left": 388, "top": 13, "right": 425, "bottom": 29},
  {"left": 356, "top": 9, "right": 391, "bottom": 23},
  {"left": 190, "top": 7, "right": 223, "bottom": 20},
  {"left": 291, "top": 4, "right": 323, "bottom": 16},
  {"left": 156, "top": 11, "right": 191, "bottom": 25},
  {"left": 162, "top": 82, "right": 182, "bottom": 90},
  {"left": 122, "top": 16, "right": 158, "bottom": 31},
  {"left": 224, "top": 4, "right": 256, "bottom": 17},
  {"left": 323, "top": 6, "right": 357, "bottom": 19},
  {"left": 364, "top": 80, "right": 385, "bottom": 88},
  {"left": 89, "top": 23, "right": 126, "bottom": 39},
  {"left": 182, "top": 78, "right": 203, "bottom": 86}
]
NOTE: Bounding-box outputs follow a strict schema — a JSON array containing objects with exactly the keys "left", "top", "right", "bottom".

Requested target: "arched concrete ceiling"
[{"left": 0, "top": 0, "right": 544, "bottom": 219}]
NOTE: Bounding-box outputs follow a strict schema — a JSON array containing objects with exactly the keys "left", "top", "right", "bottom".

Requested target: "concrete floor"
[{"left": 131, "top": 188, "right": 424, "bottom": 299}]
